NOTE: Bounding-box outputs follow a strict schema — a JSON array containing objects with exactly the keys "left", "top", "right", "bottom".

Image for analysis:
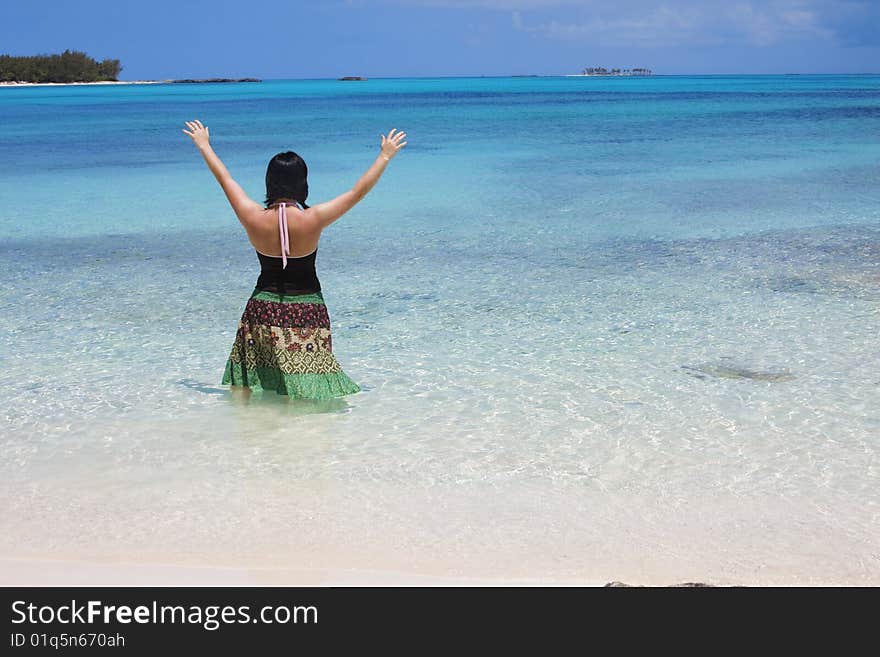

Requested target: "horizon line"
[{"left": 119, "top": 71, "right": 880, "bottom": 82}]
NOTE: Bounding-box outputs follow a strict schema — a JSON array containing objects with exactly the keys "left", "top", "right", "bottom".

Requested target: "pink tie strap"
[{"left": 277, "top": 202, "right": 290, "bottom": 269}]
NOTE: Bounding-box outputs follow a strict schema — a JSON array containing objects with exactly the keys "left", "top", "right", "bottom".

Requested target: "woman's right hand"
[
  {"left": 380, "top": 128, "right": 407, "bottom": 160},
  {"left": 182, "top": 119, "right": 211, "bottom": 150}
]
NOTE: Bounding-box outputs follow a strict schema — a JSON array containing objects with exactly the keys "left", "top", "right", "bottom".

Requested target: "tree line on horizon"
[
  {"left": 0, "top": 50, "right": 122, "bottom": 83},
  {"left": 582, "top": 67, "right": 652, "bottom": 76}
]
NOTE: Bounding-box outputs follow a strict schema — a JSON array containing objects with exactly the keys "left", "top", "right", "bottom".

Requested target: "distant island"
[
  {"left": 0, "top": 51, "right": 265, "bottom": 86},
  {"left": 171, "top": 78, "right": 261, "bottom": 84},
  {"left": 575, "top": 67, "right": 653, "bottom": 77},
  {"left": 338, "top": 76, "right": 367, "bottom": 81},
  {"left": 0, "top": 50, "right": 121, "bottom": 83}
]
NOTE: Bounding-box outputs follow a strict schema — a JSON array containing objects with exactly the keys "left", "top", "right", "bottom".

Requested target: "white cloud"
[
  {"left": 370, "top": 0, "right": 875, "bottom": 48},
  {"left": 509, "top": 1, "right": 838, "bottom": 47}
]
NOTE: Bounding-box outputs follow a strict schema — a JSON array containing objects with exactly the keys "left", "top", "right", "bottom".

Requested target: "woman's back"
[
  {"left": 247, "top": 200, "right": 320, "bottom": 258},
  {"left": 251, "top": 200, "right": 322, "bottom": 295}
]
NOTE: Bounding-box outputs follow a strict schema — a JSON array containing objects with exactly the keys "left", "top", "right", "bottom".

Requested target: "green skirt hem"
[{"left": 222, "top": 361, "right": 360, "bottom": 400}]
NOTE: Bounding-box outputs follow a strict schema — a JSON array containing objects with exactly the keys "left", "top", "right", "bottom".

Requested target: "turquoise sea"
[{"left": 1, "top": 75, "right": 878, "bottom": 584}]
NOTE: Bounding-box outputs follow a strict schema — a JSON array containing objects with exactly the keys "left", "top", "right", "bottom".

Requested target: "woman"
[{"left": 182, "top": 119, "right": 407, "bottom": 399}]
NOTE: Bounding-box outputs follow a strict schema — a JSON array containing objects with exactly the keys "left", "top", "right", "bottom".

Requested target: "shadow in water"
[{"left": 176, "top": 378, "right": 228, "bottom": 395}]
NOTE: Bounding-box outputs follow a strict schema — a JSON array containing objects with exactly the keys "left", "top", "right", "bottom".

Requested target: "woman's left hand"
[{"left": 182, "top": 119, "right": 210, "bottom": 149}]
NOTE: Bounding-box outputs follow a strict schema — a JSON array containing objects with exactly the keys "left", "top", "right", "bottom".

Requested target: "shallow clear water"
[{"left": 1, "top": 76, "right": 878, "bottom": 583}]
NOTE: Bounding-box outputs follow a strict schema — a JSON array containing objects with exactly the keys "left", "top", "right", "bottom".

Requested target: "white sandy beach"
[
  {"left": 0, "top": 80, "right": 168, "bottom": 87},
  {"left": 3, "top": 474, "right": 874, "bottom": 588},
  {"left": 0, "top": 558, "right": 612, "bottom": 587}
]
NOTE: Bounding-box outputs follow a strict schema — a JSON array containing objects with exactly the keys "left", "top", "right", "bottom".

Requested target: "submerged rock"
[{"left": 682, "top": 362, "right": 795, "bottom": 382}]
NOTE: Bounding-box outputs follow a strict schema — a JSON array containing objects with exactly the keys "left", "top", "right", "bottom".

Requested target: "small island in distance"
[
  {"left": 1, "top": 50, "right": 121, "bottom": 84},
  {"left": 572, "top": 67, "right": 653, "bottom": 77},
  {"left": 338, "top": 76, "right": 368, "bottom": 81}
]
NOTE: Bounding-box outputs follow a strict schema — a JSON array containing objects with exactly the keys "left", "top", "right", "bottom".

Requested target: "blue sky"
[{"left": 1, "top": 0, "right": 878, "bottom": 78}]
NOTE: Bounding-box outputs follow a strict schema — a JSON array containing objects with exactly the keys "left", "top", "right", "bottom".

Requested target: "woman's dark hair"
[{"left": 265, "top": 151, "right": 310, "bottom": 208}]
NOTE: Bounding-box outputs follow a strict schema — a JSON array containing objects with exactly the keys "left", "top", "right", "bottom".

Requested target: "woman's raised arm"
[
  {"left": 182, "top": 119, "right": 263, "bottom": 225},
  {"left": 308, "top": 128, "right": 407, "bottom": 228}
]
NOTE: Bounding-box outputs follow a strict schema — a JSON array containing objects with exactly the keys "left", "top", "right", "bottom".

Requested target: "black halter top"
[{"left": 254, "top": 201, "right": 321, "bottom": 296}]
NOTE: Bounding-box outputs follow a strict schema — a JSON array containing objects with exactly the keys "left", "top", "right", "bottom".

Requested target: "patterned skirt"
[{"left": 221, "top": 289, "right": 360, "bottom": 399}]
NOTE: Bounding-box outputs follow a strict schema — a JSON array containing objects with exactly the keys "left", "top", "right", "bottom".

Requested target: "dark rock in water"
[
  {"left": 605, "top": 581, "right": 715, "bottom": 587},
  {"left": 682, "top": 362, "right": 795, "bottom": 382},
  {"left": 171, "top": 78, "right": 261, "bottom": 84},
  {"left": 673, "top": 582, "right": 715, "bottom": 587},
  {"left": 765, "top": 275, "right": 821, "bottom": 294}
]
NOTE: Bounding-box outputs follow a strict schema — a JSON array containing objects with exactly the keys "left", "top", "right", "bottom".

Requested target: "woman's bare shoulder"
[{"left": 299, "top": 205, "right": 325, "bottom": 228}]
